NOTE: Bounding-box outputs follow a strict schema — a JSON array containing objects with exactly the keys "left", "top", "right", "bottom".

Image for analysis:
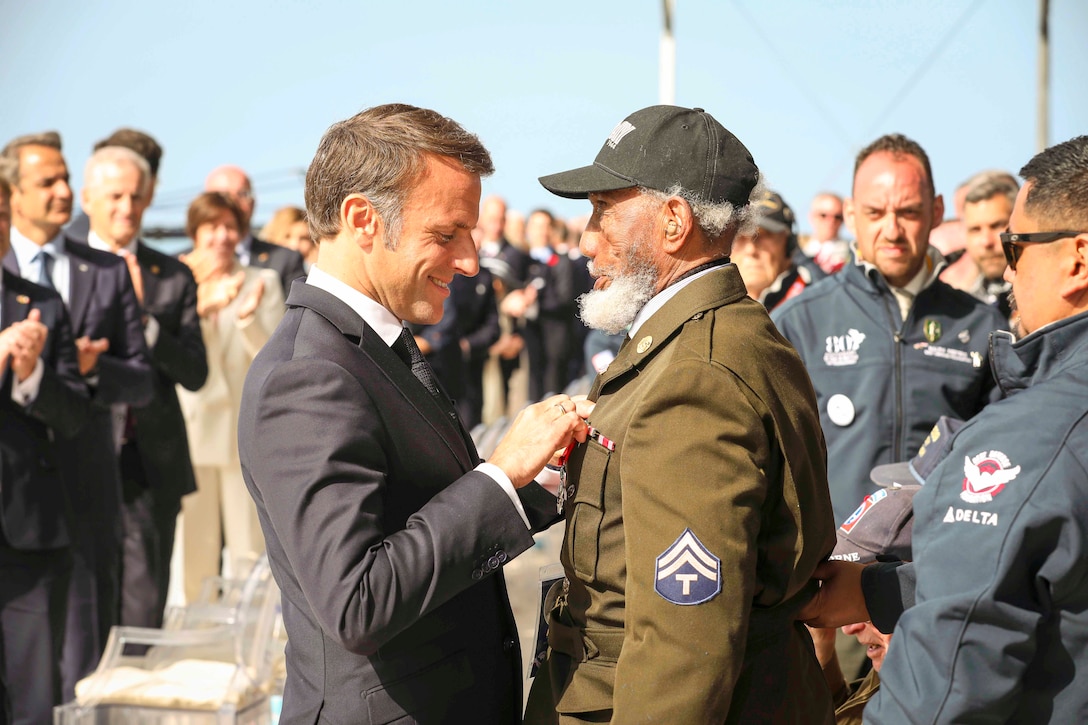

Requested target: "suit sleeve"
[
  {"left": 24, "top": 299, "right": 90, "bottom": 439},
  {"left": 244, "top": 358, "right": 538, "bottom": 655},
  {"left": 236, "top": 270, "right": 284, "bottom": 360},
  {"left": 148, "top": 265, "right": 208, "bottom": 392},
  {"left": 93, "top": 264, "right": 153, "bottom": 407},
  {"left": 611, "top": 359, "right": 770, "bottom": 722},
  {"left": 462, "top": 282, "right": 500, "bottom": 356}
]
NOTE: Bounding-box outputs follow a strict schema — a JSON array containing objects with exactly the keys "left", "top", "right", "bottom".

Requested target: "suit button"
[
  {"left": 471, "top": 569, "right": 483, "bottom": 580},
  {"left": 496, "top": 550, "right": 507, "bottom": 563},
  {"left": 487, "top": 555, "right": 500, "bottom": 569},
  {"left": 503, "top": 636, "right": 517, "bottom": 652}
]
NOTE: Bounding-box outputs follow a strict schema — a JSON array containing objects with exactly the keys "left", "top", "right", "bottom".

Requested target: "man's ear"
[
  {"left": 930, "top": 194, "right": 946, "bottom": 233},
  {"left": 843, "top": 197, "right": 857, "bottom": 237},
  {"left": 1062, "top": 234, "right": 1088, "bottom": 300},
  {"left": 661, "top": 196, "right": 694, "bottom": 254},
  {"left": 341, "top": 194, "right": 380, "bottom": 250}
]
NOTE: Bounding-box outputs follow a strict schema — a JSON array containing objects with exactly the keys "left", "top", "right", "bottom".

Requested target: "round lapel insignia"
[
  {"left": 150, "top": 265, "right": 161, "bottom": 275},
  {"left": 636, "top": 336, "right": 652, "bottom": 353},
  {"left": 16, "top": 294, "right": 30, "bottom": 304},
  {"left": 923, "top": 319, "right": 942, "bottom": 343}
]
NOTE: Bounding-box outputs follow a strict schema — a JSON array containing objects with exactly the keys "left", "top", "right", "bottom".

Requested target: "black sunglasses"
[{"left": 999, "top": 230, "right": 1086, "bottom": 271}]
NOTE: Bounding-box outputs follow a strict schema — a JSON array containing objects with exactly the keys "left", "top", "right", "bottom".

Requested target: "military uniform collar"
[{"left": 628, "top": 258, "right": 729, "bottom": 339}]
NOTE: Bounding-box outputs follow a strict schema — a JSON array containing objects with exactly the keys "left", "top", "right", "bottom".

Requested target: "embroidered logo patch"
[
  {"left": 823, "top": 329, "right": 866, "bottom": 366},
  {"left": 606, "top": 120, "right": 636, "bottom": 149},
  {"left": 840, "top": 489, "right": 888, "bottom": 534},
  {"left": 655, "top": 529, "right": 721, "bottom": 605},
  {"left": 961, "top": 451, "right": 1020, "bottom": 504}
]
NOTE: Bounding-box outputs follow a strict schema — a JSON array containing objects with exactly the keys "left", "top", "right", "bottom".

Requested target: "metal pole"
[
  {"left": 1037, "top": 0, "right": 1049, "bottom": 152},
  {"left": 660, "top": 0, "right": 676, "bottom": 105}
]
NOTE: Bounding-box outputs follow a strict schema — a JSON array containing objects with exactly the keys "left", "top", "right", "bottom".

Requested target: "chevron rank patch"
[{"left": 655, "top": 528, "right": 721, "bottom": 605}]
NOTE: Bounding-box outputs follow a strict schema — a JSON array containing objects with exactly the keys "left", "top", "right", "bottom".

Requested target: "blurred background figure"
[
  {"left": 800, "top": 191, "right": 850, "bottom": 273},
  {"left": 733, "top": 189, "right": 824, "bottom": 311},
  {"left": 261, "top": 205, "right": 317, "bottom": 271},
  {"left": 175, "top": 191, "right": 283, "bottom": 603},
  {"left": 930, "top": 177, "right": 976, "bottom": 290},
  {"left": 961, "top": 171, "right": 1019, "bottom": 322},
  {"left": 204, "top": 165, "right": 305, "bottom": 298}
]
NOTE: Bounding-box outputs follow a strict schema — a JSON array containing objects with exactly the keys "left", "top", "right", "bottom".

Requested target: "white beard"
[{"left": 578, "top": 259, "right": 657, "bottom": 335}]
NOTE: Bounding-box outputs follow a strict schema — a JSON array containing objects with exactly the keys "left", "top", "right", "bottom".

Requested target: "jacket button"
[
  {"left": 496, "top": 550, "right": 507, "bottom": 563},
  {"left": 503, "top": 637, "right": 517, "bottom": 652},
  {"left": 471, "top": 569, "right": 483, "bottom": 580},
  {"left": 487, "top": 555, "right": 500, "bottom": 569}
]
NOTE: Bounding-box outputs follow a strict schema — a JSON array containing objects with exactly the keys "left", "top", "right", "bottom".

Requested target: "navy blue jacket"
[
  {"left": 869, "top": 309, "right": 1088, "bottom": 723},
  {"left": 772, "top": 255, "right": 1006, "bottom": 522}
]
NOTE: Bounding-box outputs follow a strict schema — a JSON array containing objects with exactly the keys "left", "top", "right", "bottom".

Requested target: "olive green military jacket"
[{"left": 538, "top": 264, "right": 836, "bottom": 723}]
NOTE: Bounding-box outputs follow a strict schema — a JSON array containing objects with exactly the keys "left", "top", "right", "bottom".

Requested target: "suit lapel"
[
  {"left": 64, "top": 240, "right": 95, "bottom": 334},
  {"left": 286, "top": 283, "right": 476, "bottom": 471},
  {"left": 136, "top": 242, "right": 162, "bottom": 309}
]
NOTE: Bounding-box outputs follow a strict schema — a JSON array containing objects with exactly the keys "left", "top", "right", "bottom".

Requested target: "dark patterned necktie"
[{"left": 392, "top": 326, "right": 440, "bottom": 398}]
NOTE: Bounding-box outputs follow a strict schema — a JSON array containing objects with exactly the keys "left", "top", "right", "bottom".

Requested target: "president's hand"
[
  {"left": 489, "top": 394, "right": 594, "bottom": 488},
  {"left": 798, "top": 560, "right": 870, "bottom": 629}
]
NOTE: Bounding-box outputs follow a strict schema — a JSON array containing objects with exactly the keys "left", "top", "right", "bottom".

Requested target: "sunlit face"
[
  {"left": 285, "top": 219, "right": 315, "bottom": 260},
  {"left": 1004, "top": 182, "right": 1070, "bottom": 338},
  {"left": 526, "top": 211, "right": 553, "bottom": 250},
  {"left": 205, "top": 167, "right": 255, "bottom": 225},
  {"left": 732, "top": 227, "right": 790, "bottom": 299},
  {"left": 478, "top": 196, "right": 506, "bottom": 242},
  {"left": 194, "top": 209, "right": 241, "bottom": 272},
  {"left": 11, "top": 145, "right": 73, "bottom": 238},
  {"left": 964, "top": 195, "right": 1013, "bottom": 281},
  {"left": 846, "top": 151, "right": 943, "bottom": 288},
  {"left": 577, "top": 188, "right": 661, "bottom": 334},
  {"left": 362, "top": 154, "right": 481, "bottom": 325},
  {"left": 82, "top": 160, "right": 150, "bottom": 248},
  {"left": 810, "top": 194, "right": 844, "bottom": 242},
  {"left": 841, "top": 622, "right": 893, "bottom": 672}
]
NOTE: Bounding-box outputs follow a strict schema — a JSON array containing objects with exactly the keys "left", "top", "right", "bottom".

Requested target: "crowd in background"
[{"left": 0, "top": 121, "right": 1027, "bottom": 724}]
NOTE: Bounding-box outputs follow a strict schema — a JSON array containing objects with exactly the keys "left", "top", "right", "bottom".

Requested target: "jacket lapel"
[
  {"left": 63, "top": 240, "right": 95, "bottom": 334},
  {"left": 286, "top": 283, "right": 476, "bottom": 471}
]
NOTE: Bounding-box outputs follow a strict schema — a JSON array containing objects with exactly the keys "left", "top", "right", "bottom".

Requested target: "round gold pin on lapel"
[
  {"left": 16, "top": 294, "right": 30, "bottom": 304},
  {"left": 636, "top": 336, "right": 652, "bottom": 353}
]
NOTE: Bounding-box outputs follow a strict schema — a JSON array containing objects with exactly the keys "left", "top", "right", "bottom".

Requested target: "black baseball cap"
[
  {"left": 754, "top": 190, "right": 795, "bottom": 235},
  {"left": 831, "top": 483, "right": 919, "bottom": 563},
  {"left": 869, "top": 416, "right": 965, "bottom": 487},
  {"left": 539, "top": 105, "right": 759, "bottom": 206}
]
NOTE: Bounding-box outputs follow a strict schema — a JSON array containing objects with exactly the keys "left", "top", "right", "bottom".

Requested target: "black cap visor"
[{"left": 539, "top": 162, "right": 639, "bottom": 199}]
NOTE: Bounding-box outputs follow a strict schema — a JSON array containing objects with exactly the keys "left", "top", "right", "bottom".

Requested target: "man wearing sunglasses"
[{"left": 802, "top": 135, "right": 1088, "bottom": 723}]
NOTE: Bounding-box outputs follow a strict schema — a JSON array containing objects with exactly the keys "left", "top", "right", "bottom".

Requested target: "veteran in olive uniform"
[{"left": 525, "top": 105, "right": 837, "bottom": 724}]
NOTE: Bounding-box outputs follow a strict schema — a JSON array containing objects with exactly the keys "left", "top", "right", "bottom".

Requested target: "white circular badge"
[{"left": 827, "top": 394, "right": 855, "bottom": 427}]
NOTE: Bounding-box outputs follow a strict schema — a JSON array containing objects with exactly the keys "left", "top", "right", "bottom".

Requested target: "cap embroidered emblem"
[
  {"left": 840, "top": 488, "right": 888, "bottom": 533},
  {"left": 961, "top": 450, "right": 1020, "bottom": 504},
  {"left": 655, "top": 528, "right": 721, "bottom": 605},
  {"left": 606, "top": 120, "right": 636, "bottom": 149}
]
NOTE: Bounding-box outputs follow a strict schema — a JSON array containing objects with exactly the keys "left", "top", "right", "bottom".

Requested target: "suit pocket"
[
  {"left": 362, "top": 649, "right": 474, "bottom": 724},
  {"left": 567, "top": 441, "right": 610, "bottom": 581}
]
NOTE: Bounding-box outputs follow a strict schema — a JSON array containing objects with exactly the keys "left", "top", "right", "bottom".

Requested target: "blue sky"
[{"left": 3, "top": 0, "right": 1086, "bottom": 235}]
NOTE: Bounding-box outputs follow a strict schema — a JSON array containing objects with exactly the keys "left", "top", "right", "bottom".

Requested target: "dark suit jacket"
[
  {"left": 7, "top": 239, "right": 154, "bottom": 541},
  {"left": 247, "top": 236, "right": 306, "bottom": 299},
  {"left": 0, "top": 270, "right": 89, "bottom": 550},
  {"left": 131, "top": 241, "right": 207, "bottom": 501},
  {"left": 238, "top": 282, "right": 559, "bottom": 724}
]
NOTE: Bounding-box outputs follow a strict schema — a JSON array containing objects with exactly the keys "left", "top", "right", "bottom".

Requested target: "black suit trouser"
[{"left": 0, "top": 541, "right": 71, "bottom": 725}]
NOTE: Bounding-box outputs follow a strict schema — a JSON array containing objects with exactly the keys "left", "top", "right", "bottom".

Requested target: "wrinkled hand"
[
  {"left": 798, "top": 560, "right": 870, "bottom": 629},
  {"left": 76, "top": 336, "right": 110, "bottom": 376},
  {"left": 806, "top": 624, "right": 839, "bottom": 668},
  {"left": 1, "top": 309, "right": 49, "bottom": 381},
  {"left": 236, "top": 276, "right": 265, "bottom": 321},
  {"left": 122, "top": 250, "right": 144, "bottom": 306},
  {"left": 196, "top": 271, "right": 245, "bottom": 318},
  {"left": 489, "top": 394, "right": 594, "bottom": 488}
]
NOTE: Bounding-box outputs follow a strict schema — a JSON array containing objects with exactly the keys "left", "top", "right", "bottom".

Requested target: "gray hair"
[
  {"left": 641, "top": 175, "right": 766, "bottom": 242},
  {"left": 84, "top": 146, "right": 153, "bottom": 197},
  {"left": 963, "top": 170, "right": 1019, "bottom": 208},
  {"left": 0, "top": 131, "right": 63, "bottom": 186}
]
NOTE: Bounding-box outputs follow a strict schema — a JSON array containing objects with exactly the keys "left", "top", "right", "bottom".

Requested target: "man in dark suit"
[
  {"left": 0, "top": 173, "right": 90, "bottom": 725},
  {"left": 205, "top": 164, "right": 306, "bottom": 298},
  {"left": 238, "top": 104, "right": 591, "bottom": 724},
  {"left": 0, "top": 132, "right": 154, "bottom": 700},
  {"left": 80, "top": 145, "right": 208, "bottom": 629}
]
